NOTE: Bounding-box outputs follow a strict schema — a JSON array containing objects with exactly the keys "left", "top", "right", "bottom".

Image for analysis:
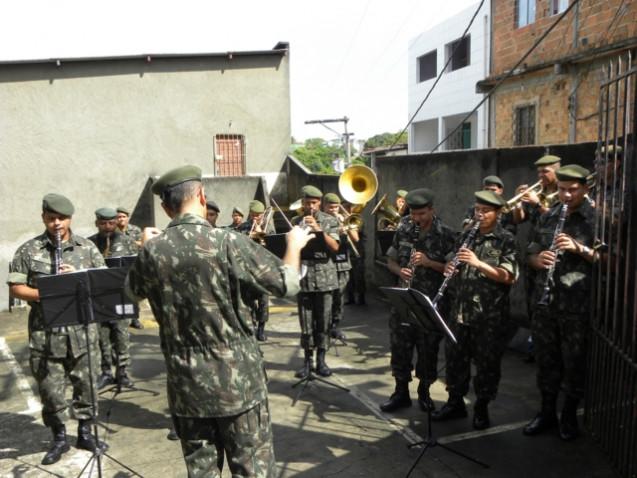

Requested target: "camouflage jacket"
[
  {"left": 125, "top": 213, "right": 299, "bottom": 417},
  {"left": 448, "top": 224, "right": 519, "bottom": 324},
  {"left": 121, "top": 223, "right": 143, "bottom": 243},
  {"left": 333, "top": 232, "right": 353, "bottom": 272},
  {"left": 528, "top": 200, "right": 595, "bottom": 314},
  {"left": 7, "top": 231, "right": 105, "bottom": 357},
  {"left": 387, "top": 216, "right": 457, "bottom": 297},
  {"left": 292, "top": 211, "right": 340, "bottom": 292},
  {"left": 88, "top": 231, "right": 139, "bottom": 258}
]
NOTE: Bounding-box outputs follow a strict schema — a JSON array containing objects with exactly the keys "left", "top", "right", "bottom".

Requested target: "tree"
[
  {"left": 363, "top": 131, "right": 408, "bottom": 150},
  {"left": 291, "top": 138, "right": 345, "bottom": 174}
]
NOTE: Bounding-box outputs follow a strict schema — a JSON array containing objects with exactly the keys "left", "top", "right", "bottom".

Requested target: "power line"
[{"left": 429, "top": 0, "right": 581, "bottom": 153}]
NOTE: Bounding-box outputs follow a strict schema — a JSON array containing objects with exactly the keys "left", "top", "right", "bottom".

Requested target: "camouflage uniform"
[
  {"left": 120, "top": 223, "right": 143, "bottom": 243},
  {"left": 386, "top": 216, "right": 457, "bottom": 386},
  {"left": 88, "top": 231, "right": 138, "bottom": 375},
  {"left": 126, "top": 213, "right": 299, "bottom": 477},
  {"left": 444, "top": 224, "right": 518, "bottom": 401},
  {"left": 528, "top": 201, "right": 595, "bottom": 400},
  {"left": 7, "top": 232, "right": 105, "bottom": 428},
  {"left": 346, "top": 229, "right": 366, "bottom": 304},
  {"left": 291, "top": 211, "right": 340, "bottom": 351},
  {"left": 331, "top": 233, "right": 352, "bottom": 330}
]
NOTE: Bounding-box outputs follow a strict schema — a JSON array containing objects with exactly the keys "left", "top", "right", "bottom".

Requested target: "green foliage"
[
  {"left": 364, "top": 131, "right": 408, "bottom": 150},
  {"left": 291, "top": 138, "right": 345, "bottom": 174}
]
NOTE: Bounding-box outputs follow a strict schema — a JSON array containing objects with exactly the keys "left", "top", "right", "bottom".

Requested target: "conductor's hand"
[
  {"left": 399, "top": 267, "right": 413, "bottom": 283},
  {"left": 142, "top": 227, "right": 162, "bottom": 245},
  {"left": 286, "top": 226, "right": 315, "bottom": 250}
]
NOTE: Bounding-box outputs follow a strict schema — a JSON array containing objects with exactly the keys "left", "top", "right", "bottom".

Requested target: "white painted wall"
[{"left": 408, "top": 1, "right": 490, "bottom": 152}]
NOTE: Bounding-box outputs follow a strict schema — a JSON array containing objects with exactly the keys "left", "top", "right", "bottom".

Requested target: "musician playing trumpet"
[
  {"left": 432, "top": 191, "right": 518, "bottom": 431},
  {"left": 524, "top": 165, "right": 596, "bottom": 441},
  {"left": 512, "top": 154, "right": 562, "bottom": 225}
]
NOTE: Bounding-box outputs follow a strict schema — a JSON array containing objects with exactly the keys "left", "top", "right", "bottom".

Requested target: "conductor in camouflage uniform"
[
  {"left": 88, "top": 207, "right": 138, "bottom": 389},
  {"left": 523, "top": 165, "right": 597, "bottom": 441},
  {"left": 432, "top": 190, "right": 518, "bottom": 430},
  {"left": 125, "top": 165, "right": 311, "bottom": 478},
  {"left": 381, "top": 189, "right": 457, "bottom": 413},
  {"left": 7, "top": 194, "right": 107, "bottom": 465},
  {"left": 292, "top": 185, "right": 340, "bottom": 378}
]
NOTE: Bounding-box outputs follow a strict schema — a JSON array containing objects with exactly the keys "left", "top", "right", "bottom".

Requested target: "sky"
[{"left": 0, "top": 0, "right": 479, "bottom": 143}]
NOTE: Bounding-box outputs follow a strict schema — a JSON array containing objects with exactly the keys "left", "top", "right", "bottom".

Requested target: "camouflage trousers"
[
  {"left": 297, "top": 291, "right": 333, "bottom": 350},
  {"left": 98, "top": 319, "right": 131, "bottom": 372},
  {"left": 531, "top": 307, "right": 588, "bottom": 400},
  {"left": 346, "top": 257, "right": 366, "bottom": 301},
  {"left": 30, "top": 341, "right": 99, "bottom": 428},
  {"left": 175, "top": 398, "right": 276, "bottom": 478},
  {"left": 331, "top": 270, "right": 350, "bottom": 328},
  {"left": 389, "top": 308, "right": 442, "bottom": 385},
  {"left": 444, "top": 318, "right": 509, "bottom": 401},
  {"left": 250, "top": 293, "right": 270, "bottom": 325}
]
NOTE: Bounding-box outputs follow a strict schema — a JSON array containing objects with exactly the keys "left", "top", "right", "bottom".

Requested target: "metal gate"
[
  {"left": 215, "top": 134, "right": 246, "bottom": 176},
  {"left": 587, "top": 53, "right": 637, "bottom": 478}
]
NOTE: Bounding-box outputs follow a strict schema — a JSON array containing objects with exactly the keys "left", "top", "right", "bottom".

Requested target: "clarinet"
[
  {"left": 400, "top": 222, "right": 420, "bottom": 288},
  {"left": 54, "top": 229, "right": 63, "bottom": 275},
  {"left": 431, "top": 218, "right": 481, "bottom": 307},
  {"left": 537, "top": 204, "right": 568, "bottom": 306}
]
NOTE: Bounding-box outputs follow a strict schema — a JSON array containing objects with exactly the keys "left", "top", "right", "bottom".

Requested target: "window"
[
  {"left": 447, "top": 122, "right": 471, "bottom": 150},
  {"left": 215, "top": 134, "right": 246, "bottom": 176},
  {"left": 417, "top": 50, "right": 437, "bottom": 82},
  {"left": 445, "top": 36, "right": 470, "bottom": 72},
  {"left": 551, "top": 0, "right": 568, "bottom": 15},
  {"left": 514, "top": 105, "right": 536, "bottom": 146},
  {"left": 516, "top": 0, "right": 536, "bottom": 27}
]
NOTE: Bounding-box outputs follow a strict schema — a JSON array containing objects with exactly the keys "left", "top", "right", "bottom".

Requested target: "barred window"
[
  {"left": 215, "top": 134, "right": 246, "bottom": 176},
  {"left": 514, "top": 105, "right": 536, "bottom": 146}
]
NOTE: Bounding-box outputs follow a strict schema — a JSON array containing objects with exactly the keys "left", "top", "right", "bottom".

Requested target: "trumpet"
[{"left": 503, "top": 181, "right": 542, "bottom": 212}]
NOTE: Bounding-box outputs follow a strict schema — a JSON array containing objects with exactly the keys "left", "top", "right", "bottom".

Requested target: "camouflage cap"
[
  {"left": 249, "top": 200, "right": 265, "bottom": 213},
  {"left": 42, "top": 193, "right": 75, "bottom": 216},
  {"left": 405, "top": 188, "right": 434, "bottom": 209},
  {"left": 475, "top": 190, "right": 506, "bottom": 208},
  {"left": 396, "top": 189, "right": 408, "bottom": 198},
  {"left": 483, "top": 175, "right": 504, "bottom": 188},
  {"left": 301, "top": 185, "right": 323, "bottom": 199},
  {"left": 151, "top": 165, "right": 202, "bottom": 196},
  {"left": 534, "top": 155, "right": 561, "bottom": 167},
  {"left": 116, "top": 206, "right": 131, "bottom": 216},
  {"left": 206, "top": 200, "right": 220, "bottom": 213},
  {"left": 324, "top": 193, "right": 341, "bottom": 204},
  {"left": 556, "top": 164, "right": 591, "bottom": 184},
  {"left": 232, "top": 207, "right": 245, "bottom": 216},
  {"left": 95, "top": 207, "right": 118, "bottom": 220}
]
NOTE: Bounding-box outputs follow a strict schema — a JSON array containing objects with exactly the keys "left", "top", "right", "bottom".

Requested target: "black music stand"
[
  {"left": 39, "top": 269, "right": 143, "bottom": 478},
  {"left": 379, "top": 287, "right": 489, "bottom": 477},
  {"left": 376, "top": 230, "right": 395, "bottom": 256},
  {"left": 264, "top": 234, "right": 287, "bottom": 259}
]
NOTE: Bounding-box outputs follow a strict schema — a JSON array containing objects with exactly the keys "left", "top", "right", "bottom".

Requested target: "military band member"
[
  {"left": 7, "top": 194, "right": 107, "bottom": 465},
  {"left": 125, "top": 165, "right": 311, "bottom": 477},
  {"left": 206, "top": 200, "right": 220, "bottom": 227},
  {"left": 228, "top": 206, "right": 245, "bottom": 231},
  {"left": 292, "top": 185, "right": 340, "bottom": 378},
  {"left": 523, "top": 165, "right": 596, "bottom": 441},
  {"left": 512, "top": 155, "right": 562, "bottom": 225},
  {"left": 238, "top": 200, "right": 276, "bottom": 341},
  {"left": 381, "top": 189, "right": 456, "bottom": 413},
  {"left": 433, "top": 191, "right": 518, "bottom": 430},
  {"left": 345, "top": 199, "right": 366, "bottom": 306},
  {"left": 116, "top": 206, "right": 143, "bottom": 245},
  {"left": 395, "top": 189, "right": 408, "bottom": 216},
  {"left": 462, "top": 176, "right": 516, "bottom": 235}
]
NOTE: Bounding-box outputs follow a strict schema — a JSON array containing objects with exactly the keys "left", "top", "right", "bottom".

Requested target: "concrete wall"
[{"left": 0, "top": 48, "right": 290, "bottom": 310}]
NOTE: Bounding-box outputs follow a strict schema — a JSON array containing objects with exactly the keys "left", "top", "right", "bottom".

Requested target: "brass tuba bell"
[{"left": 338, "top": 165, "right": 379, "bottom": 206}]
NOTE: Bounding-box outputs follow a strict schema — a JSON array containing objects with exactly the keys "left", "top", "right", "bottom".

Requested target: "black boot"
[
  {"left": 473, "top": 398, "right": 490, "bottom": 430},
  {"left": 559, "top": 396, "right": 580, "bottom": 441},
  {"left": 130, "top": 318, "right": 143, "bottom": 329},
  {"left": 380, "top": 381, "right": 412, "bottom": 412},
  {"left": 76, "top": 420, "right": 108, "bottom": 453},
  {"left": 295, "top": 350, "right": 313, "bottom": 379},
  {"left": 523, "top": 393, "right": 558, "bottom": 436},
  {"left": 431, "top": 396, "right": 467, "bottom": 421},
  {"left": 96, "top": 371, "right": 114, "bottom": 390},
  {"left": 417, "top": 381, "right": 435, "bottom": 412},
  {"left": 256, "top": 322, "right": 266, "bottom": 342},
  {"left": 117, "top": 367, "right": 134, "bottom": 388},
  {"left": 41, "top": 424, "right": 70, "bottom": 465},
  {"left": 315, "top": 349, "right": 332, "bottom": 377},
  {"left": 166, "top": 428, "right": 179, "bottom": 441}
]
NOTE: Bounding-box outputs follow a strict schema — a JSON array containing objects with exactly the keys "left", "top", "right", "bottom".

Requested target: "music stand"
[
  {"left": 376, "top": 231, "right": 395, "bottom": 256},
  {"left": 379, "top": 287, "right": 489, "bottom": 477},
  {"left": 264, "top": 234, "right": 287, "bottom": 259},
  {"left": 39, "top": 269, "right": 143, "bottom": 477}
]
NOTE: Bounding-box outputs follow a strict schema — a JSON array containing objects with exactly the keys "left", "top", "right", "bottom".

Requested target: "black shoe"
[
  {"left": 255, "top": 323, "right": 267, "bottom": 342},
  {"left": 41, "top": 425, "right": 69, "bottom": 465},
  {"left": 166, "top": 429, "right": 179, "bottom": 441},
  {"left": 380, "top": 388, "right": 412, "bottom": 413},
  {"left": 330, "top": 328, "right": 347, "bottom": 341},
  {"left": 431, "top": 399, "right": 468, "bottom": 421},
  {"left": 473, "top": 399, "right": 490, "bottom": 430},
  {"left": 315, "top": 349, "right": 332, "bottom": 377},
  {"left": 417, "top": 382, "right": 435, "bottom": 412},
  {"left": 295, "top": 353, "right": 313, "bottom": 379},
  {"left": 130, "top": 318, "right": 143, "bottom": 329},
  {"left": 523, "top": 412, "right": 558, "bottom": 436},
  {"left": 559, "top": 398, "right": 580, "bottom": 441},
  {"left": 76, "top": 421, "right": 108, "bottom": 453},
  {"left": 117, "top": 368, "right": 134, "bottom": 388},
  {"left": 96, "top": 371, "right": 114, "bottom": 390}
]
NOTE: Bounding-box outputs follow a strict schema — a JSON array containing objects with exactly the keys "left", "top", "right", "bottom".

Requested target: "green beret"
[
  {"left": 151, "top": 165, "right": 202, "bottom": 196},
  {"left": 249, "top": 200, "right": 265, "bottom": 213},
  {"left": 405, "top": 188, "right": 434, "bottom": 209},
  {"left": 95, "top": 207, "right": 118, "bottom": 220},
  {"left": 396, "top": 189, "right": 408, "bottom": 198},
  {"left": 324, "top": 193, "right": 341, "bottom": 204},
  {"left": 483, "top": 175, "right": 504, "bottom": 188},
  {"left": 42, "top": 193, "right": 75, "bottom": 216},
  {"left": 301, "top": 185, "right": 323, "bottom": 199},
  {"left": 534, "top": 155, "right": 561, "bottom": 167},
  {"left": 597, "top": 144, "right": 623, "bottom": 155},
  {"left": 206, "top": 200, "right": 220, "bottom": 213},
  {"left": 116, "top": 206, "right": 131, "bottom": 216},
  {"left": 555, "top": 164, "right": 590, "bottom": 184},
  {"left": 474, "top": 190, "right": 506, "bottom": 208},
  {"left": 232, "top": 207, "right": 244, "bottom": 216}
]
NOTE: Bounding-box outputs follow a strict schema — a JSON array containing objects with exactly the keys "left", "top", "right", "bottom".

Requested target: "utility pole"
[{"left": 304, "top": 117, "right": 354, "bottom": 166}]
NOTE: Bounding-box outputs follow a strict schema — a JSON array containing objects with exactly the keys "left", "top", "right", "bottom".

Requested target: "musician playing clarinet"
[
  {"left": 524, "top": 164, "right": 596, "bottom": 441},
  {"left": 432, "top": 190, "right": 518, "bottom": 430}
]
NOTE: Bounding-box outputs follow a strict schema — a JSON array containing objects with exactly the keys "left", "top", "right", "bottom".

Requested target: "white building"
[{"left": 407, "top": 2, "right": 490, "bottom": 153}]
